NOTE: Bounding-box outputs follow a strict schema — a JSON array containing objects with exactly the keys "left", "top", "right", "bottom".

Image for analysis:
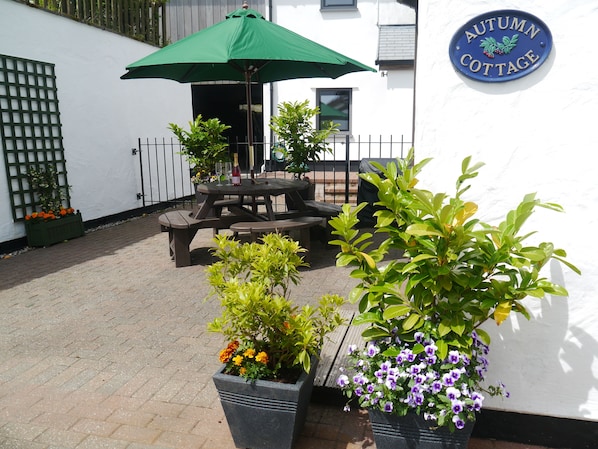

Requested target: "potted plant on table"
[
  {"left": 206, "top": 233, "right": 345, "bottom": 449},
  {"left": 269, "top": 100, "right": 338, "bottom": 202},
  {"left": 168, "top": 114, "right": 231, "bottom": 186},
  {"left": 24, "top": 166, "right": 84, "bottom": 247},
  {"left": 329, "top": 149, "right": 580, "bottom": 448}
]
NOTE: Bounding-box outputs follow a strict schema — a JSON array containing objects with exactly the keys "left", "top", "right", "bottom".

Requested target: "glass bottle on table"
[{"left": 232, "top": 153, "right": 242, "bottom": 186}]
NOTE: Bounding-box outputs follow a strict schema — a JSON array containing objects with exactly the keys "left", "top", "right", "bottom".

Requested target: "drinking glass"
[
  {"left": 224, "top": 161, "right": 232, "bottom": 184},
  {"left": 215, "top": 162, "right": 224, "bottom": 186}
]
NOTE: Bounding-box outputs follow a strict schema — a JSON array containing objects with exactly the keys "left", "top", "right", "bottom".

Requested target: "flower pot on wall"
[
  {"left": 25, "top": 212, "right": 84, "bottom": 247},
  {"left": 212, "top": 357, "right": 318, "bottom": 449},
  {"left": 368, "top": 410, "right": 474, "bottom": 449}
]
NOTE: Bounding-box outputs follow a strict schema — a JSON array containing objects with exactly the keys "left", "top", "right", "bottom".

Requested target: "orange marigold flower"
[
  {"left": 243, "top": 348, "right": 256, "bottom": 358},
  {"left": 239, "top": 367, "right": 247, "bottom": 375},
  {"left": 60, "top": 208, "right": 67, "bottom": 216},
  {"left": 219, "top": 341, "right": 241, "bottom": 363},
  {"left": 25, "top": 215, "right": 31, "bottom": 220},
  {"left": 255, "top": 351, "right": 269, "bottom": 365},
  {"left": 219, "top": 348, "right": 232, "bottom": 363},
  {"left": 31, "top": 212, "right": 38, "bottom": 219}
]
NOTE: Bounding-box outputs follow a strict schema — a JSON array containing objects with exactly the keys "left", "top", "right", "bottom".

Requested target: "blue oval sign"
[{"left": 449, "top": 10, "right": 552, "bottom": 82}]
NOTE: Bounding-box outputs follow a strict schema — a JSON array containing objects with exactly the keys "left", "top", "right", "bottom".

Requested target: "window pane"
[
  {"left": 322, "top": 0, "right": 356, "bottom": 8},
  {"left": 317, "top": 89, "right": 350, "bottom": 132}
]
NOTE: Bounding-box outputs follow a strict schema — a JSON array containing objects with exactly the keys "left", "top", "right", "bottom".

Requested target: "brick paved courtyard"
[{"left": 0, "top": 211, "right": 550, "bottom": 448}]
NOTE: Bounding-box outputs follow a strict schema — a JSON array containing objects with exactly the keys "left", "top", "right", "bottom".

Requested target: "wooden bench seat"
[
  {"left": 303, "top": 200, "right": 342, "bottom": 217},
  {"left": 229, "top": 216, "right": 325, "bottom": 262},
  {"left": 158, "top": 210, "right": 241, "bottom": 267}
]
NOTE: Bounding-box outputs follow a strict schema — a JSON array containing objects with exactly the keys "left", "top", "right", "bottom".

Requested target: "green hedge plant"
[{"left": 329, "top": 149, "right": 580, "bottom": 429}]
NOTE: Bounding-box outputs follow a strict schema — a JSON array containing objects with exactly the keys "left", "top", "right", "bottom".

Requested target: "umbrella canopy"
[{"left": 121, "top": 2, "right": 376, "bottom": 177}]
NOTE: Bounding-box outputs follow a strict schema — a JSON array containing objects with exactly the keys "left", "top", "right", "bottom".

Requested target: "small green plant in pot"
[
  {"left": 27, "top": 166, "right": 68, "bottom": 215},
  {"left": 329, "top": 149, "right": 580, "bottom": 433},
  {"left": 207, "top": 233, "right": 345, "bottom": 381},
  {"left": 24, "top": 165, "right": 83, "bottom": 247},
  {"left": 269, "top": 100, "right": 338, "bottom": 180},
  {"left": 168, "top": 114, "right": 231, "bottom": 183},
  {"left": 207, "top": 233, "right": 346, "bottom": 449}
]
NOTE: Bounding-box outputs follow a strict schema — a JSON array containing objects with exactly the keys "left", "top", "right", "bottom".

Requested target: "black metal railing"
[{"left": 135, "top": 135, "right": 412, "bottom": 211}]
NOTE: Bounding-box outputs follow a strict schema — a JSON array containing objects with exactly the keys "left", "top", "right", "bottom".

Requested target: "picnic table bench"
[
  {"left": 159, "top": 179, "right": 341, "bottom": 267},
  {"left": 158, "top": 209, "right": 243, "bottom": 267},
  {"left": 229, "top": 216, "right": 325, "bottom": 262}
]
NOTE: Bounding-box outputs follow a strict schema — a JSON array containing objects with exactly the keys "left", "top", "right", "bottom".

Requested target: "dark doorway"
[{"left": 191, "top": 84, "right": 264, "bottom": 171}]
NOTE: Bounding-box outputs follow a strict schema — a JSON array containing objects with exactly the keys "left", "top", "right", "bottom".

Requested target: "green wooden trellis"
[{"left": 0, "top": 54, "right": 71, "bottom": 222}]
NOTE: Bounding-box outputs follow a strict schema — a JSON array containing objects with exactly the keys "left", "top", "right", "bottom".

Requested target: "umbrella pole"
[{"left": 245, "top": 71, "right": 255, "bottom": 180}]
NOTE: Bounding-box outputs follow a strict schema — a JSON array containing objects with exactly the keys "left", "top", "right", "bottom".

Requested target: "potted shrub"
[
  {"left": 24, "top": 166, "right": 84, "bottom": 247},
  {"left": 168, "top": 114, "right": 231, "bottom": 185},
  {"left": 329, "top": 149, "right": 580, "bottom": 448},
  {"left": 206, "top": 233, "right": 345, "bottom": 449},
  {"left": 269, "top": 100, "right": 338, "bottom": 201}
]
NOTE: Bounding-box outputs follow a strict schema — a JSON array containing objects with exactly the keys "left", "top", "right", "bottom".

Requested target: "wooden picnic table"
[
  {"left": 194, "top": 178, "right": 311, "bottom": 221},
  {"left": 159, "top": 178, "right": 331, "bottom": 267}
]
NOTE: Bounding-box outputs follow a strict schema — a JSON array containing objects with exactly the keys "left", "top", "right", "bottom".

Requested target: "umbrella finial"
[{"left": 242, "top": 1, "right": 248, "bottom": 9}]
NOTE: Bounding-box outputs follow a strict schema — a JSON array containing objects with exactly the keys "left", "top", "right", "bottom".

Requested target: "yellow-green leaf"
[
  {"left": 475, "top": 328, "right": 491, "bottom": 345},
  {"left": 383, "top": 304, "right": 411, "bottom": 320},
  {"left": 359, "top": 251, "right": 377, "bottom": 269},
  {"left": 494, "top": 302, "right": 512, "bottom": 325},
  {"left": 403, "top": 313, "right": 420, "bottom": 331},
  {"left": 438, "top": 322, "right": 451, "bottom": 337},
  {"left": 524, "top": 288, "right": 545, "bottom": 298},
  {"left": 348, "top": 287, "right": 365, "bottom": 304},
  {"left": 451, "top": 322, "right": 465, "bottom": 336},
  {"left": 519, "top": 248, "right": 548, "bottom": 262},
  {"left": 436, "top": 339, "right": 448, "bottom": 360},
  {"left": 453, "top": 202, "right": 478, "bottom": 226},
  {"left": 406, "top": 223, "right": 444, "bottom": 237}
]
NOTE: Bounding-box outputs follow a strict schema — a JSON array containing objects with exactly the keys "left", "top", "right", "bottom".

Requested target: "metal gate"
[{"left": 134, "top": 137, "right": 195, "bottom": 208}]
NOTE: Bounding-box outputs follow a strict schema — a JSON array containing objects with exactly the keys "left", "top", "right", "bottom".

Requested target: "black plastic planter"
[
  {"left": 212, "top": 358, "right": 317, "bottom": 449},
  {"left": 368, "top": 409, "right": 474, "bottom": 449}
]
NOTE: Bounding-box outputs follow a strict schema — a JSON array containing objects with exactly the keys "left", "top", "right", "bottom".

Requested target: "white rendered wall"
[
  {"left": 272, "top": 0, "right": 416, "bottom": 158},
  {"left": 414, "top": 0, "right": 598, "bottom": 421},
  {"left": 0, "top": 0, "right": 192, "bottom": 243}
]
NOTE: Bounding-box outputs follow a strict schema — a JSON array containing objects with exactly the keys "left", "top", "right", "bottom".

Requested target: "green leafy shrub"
[
  {"left": 169, "top": 114, "right": 231, "bottom": 183},
  {"left": 207, "top": 233, "right": 345, "bottom": 381},
  {"left": 329, "top": 148, "right": 580, "bottom": 429},
  {"left": 269, "top": 100, "right": 338, "bottom": 178}
]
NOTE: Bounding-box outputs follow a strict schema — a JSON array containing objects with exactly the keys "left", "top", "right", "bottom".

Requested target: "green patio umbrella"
[{"left": 121, "top": 2, "right": 376, "bottom": 178}]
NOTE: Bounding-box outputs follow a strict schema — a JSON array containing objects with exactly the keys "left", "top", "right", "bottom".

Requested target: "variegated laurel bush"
[
  {"left": 206, "top": 233, "right": 345, "bottom": 382},
  {"left": 329, "top": 149, "right": 580, "bottom": 428}
]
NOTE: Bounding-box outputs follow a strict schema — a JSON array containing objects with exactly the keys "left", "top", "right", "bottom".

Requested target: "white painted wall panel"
[
  {"left": 0, "top": 0, "right": 192, "bottom": 243},
  {"left": 414, "top": 0, "right": 598, "bottom": 421}
]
